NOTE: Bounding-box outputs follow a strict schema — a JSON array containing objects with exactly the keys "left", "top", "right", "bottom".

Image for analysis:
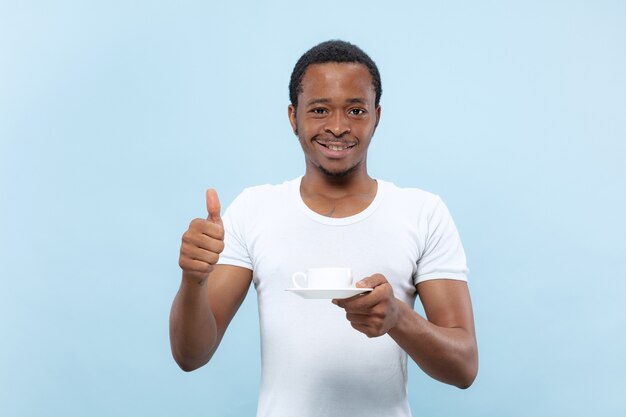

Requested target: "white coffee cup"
[{"left": 292, "top": 267, "right": 353, "bottom": 289}]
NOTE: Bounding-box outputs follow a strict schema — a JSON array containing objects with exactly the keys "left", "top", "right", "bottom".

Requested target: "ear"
[
  {"left": 374, "top": 105, "right": 382, "bottom": 128},
  {"left": 288, "top": 104, "right": 298, "bottom": 135}
]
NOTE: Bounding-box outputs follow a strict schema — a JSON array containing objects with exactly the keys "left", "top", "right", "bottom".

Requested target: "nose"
[{"left": 324, "top": 112, "right": 351, "bottom": 137}]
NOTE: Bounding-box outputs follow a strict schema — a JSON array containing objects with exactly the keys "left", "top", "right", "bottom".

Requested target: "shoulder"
[
  {"left": 224, "top": 177, "right": 300, "bottom": 217},
  {"left": 378, "top": 179, "right": 443, "bottom": 214},
  {"left": 235, "top": 177, "right": 299, "bottom": 202}
]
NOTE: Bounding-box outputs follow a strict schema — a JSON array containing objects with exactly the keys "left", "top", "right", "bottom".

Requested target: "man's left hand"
[{"left": 333, "top": 274, "right": 401, "bottom": 338}]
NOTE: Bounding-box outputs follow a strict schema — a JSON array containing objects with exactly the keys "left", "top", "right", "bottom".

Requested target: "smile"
[{"left": 315, "top": 140, "right": 356, "bottom": 151}]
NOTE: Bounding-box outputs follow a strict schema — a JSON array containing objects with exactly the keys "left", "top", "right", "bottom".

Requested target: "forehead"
[{"left": 300, "top": 62, "right": 375, "bottom": 102}]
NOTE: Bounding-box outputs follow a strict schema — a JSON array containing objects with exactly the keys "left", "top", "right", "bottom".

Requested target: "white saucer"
[{"left": 286, "top": 287, "right": 373, "bottom": 299}]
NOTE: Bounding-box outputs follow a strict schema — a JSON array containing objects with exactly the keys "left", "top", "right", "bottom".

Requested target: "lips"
[{"left": 314, "top": 139, "right": 357, "bottom": 152}]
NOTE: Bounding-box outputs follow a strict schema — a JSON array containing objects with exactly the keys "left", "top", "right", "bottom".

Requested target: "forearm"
[
  {"left": 388, "top": 301, "right": 478, "bottom": 388},
  {"left": 169, "top": 274, "right": 218, "bottom": 371}
]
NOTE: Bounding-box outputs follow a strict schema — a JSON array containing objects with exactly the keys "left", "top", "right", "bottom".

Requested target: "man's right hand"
[{"left": 179, "top": 189, "right": 225, "bottom": 282}]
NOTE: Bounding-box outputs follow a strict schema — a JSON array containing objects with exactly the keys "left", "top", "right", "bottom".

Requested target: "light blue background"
[{"left": 2, "top": 1, "right": 625, "bottom": 416}]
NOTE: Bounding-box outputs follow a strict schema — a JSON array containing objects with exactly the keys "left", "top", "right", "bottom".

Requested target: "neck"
[{"left": 301, "top": 165, "right": 375, "bottom": 199}]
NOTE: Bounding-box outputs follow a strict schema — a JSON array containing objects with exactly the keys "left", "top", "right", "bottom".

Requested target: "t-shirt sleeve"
[
  {"left": 415, "top": 196, "right": 468, "bottom": 284},
  {"left": 217, "top": 191, "right": 253, "bottom": 270}
]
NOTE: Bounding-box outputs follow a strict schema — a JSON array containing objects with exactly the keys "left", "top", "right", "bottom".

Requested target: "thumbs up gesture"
[
  {"left": 179, "top": 189, "right": 226, "bottom": 281},
  {"left": 205, "top": 189, "right": 222, "bottom": 226}
]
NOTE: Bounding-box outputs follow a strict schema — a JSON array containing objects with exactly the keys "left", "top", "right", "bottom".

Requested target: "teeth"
[
  {"left": 324, "top": 144, "right": 353, "bottom": 151},
  {"left": 316, "top": 141, "right": 355, "bottom": 151}
]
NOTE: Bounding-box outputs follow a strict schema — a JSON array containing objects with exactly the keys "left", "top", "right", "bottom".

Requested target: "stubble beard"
[
  {"left": 317, "top": 161, "right": 359, "bottom": 178},
  {"left": 306, "top": 140, "right": 365, "bottom": 178},
  {"left": 295, "top": 117, "right": 364, "bottom": 179}
]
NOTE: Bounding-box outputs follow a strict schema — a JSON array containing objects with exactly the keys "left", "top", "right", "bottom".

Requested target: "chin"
[{"left": 319, "top": 164, "right": 357, "bottom": 178}]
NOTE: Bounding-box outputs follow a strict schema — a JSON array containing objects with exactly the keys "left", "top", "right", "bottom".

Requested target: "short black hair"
[{"left": 289, "top": 40, "right": 382, "bottom": 108}]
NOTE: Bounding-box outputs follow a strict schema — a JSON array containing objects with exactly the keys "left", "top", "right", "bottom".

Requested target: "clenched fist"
[{"left": 179, "top": 189, "right": 225, "bottom": 282}]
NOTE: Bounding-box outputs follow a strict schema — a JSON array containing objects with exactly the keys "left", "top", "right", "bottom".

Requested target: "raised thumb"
[{"left": 206, "top": 188, "right": 222, "bottom": 225}]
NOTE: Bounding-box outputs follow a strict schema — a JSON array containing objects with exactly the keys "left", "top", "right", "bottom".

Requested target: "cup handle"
[{"left": 292, "top": 272, "right": 307, "bottom": 288}]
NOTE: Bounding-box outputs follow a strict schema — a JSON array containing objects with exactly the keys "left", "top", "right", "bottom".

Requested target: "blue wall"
[{"left": 1, "top": 1, "right": 625, "bottom": 416}]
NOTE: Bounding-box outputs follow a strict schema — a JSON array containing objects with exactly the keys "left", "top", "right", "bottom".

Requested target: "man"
[{"left": 170, "top": 40, "right": 478, "bottom": 417}]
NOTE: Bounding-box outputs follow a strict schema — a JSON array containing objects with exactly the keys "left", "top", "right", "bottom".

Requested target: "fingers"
[
  {"left": 340, "top": 301, "right": 397, "bottom": 338},
  {"left": 345, "top": 311, "right": 376, "bottom": 324},
  {"left": 335, "top": 273, "right": 388, "bottom": 308},
  {"left": 345, "top": 311, "right": 386, "bottom": 338},
  {"left": 350, "top": 322, "right": 378, "bottom": 338},
  {"left": 179, "top": 187, "right": 225, "bottom": 279},
  {"left": 178, "top": 257, "right": 217, "bottom": 275},
  {"left": 181, "top": 232, "right": 224, "bottom": 262},
  {"left": 355, "top": 273, "right": 387, "bottom": 289},
  {"left": 333, "top": 274, "right": 400, "bottom": 337},
  {"left": 333, "top": 293, "right": 374, "bottom": 309},
  {"left": 333, "top": 295, "right": 379, "bottom": 321},
  {"left": 206, "top": 189, "right": 222, "bottom": 225},
  {"left": 179, "top": 225, "right": 223, "bottom": 278},
  {"left": 189, "top": 218, "right": 225, "bottom": 240},
  {"left": 182, "top": 218, "right": 224, "bottom": 252}
]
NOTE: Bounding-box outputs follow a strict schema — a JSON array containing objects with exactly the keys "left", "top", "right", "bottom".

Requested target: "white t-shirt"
[{"left": 218, "top": 177, "right": 468, "bottom": 417}]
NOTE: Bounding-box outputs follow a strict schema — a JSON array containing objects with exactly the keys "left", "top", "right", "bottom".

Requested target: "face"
[{"left": 288, "top": 62, "right": 381, "bottom": 178}]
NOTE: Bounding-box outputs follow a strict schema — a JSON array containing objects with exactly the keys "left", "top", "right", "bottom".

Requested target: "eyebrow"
[{"left": 305, "top": 98, "right": 368, "bottom": 106}]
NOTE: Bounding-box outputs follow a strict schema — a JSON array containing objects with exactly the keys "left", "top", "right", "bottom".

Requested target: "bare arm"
[
  {"left": 169, "top": 189, "right": 253, "bottom": 371},
  {"left": 169, "top": 265, "right": 252, "bottom": 371},
  {"left": 334, "top": 276, "right": 478, "bottom": 388},
  {"left": 389, "top": 279, "right": 478, "bottom": 388}
]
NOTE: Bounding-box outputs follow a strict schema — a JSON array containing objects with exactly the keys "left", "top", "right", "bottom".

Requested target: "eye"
[
  {"left": 349, "top": 108, "right": 366, "bottom": 116},
  {"left": 310, "top": 108, "right": 328, "bottom": 115}
]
